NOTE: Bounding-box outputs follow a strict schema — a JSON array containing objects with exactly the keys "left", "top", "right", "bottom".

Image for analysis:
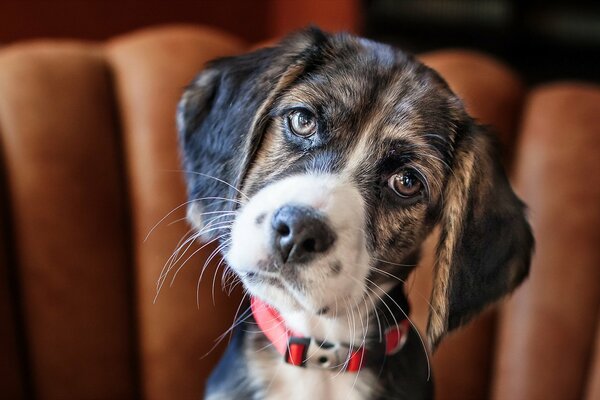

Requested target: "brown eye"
[
  {"left": 288, "top": 109, "right": 317, "bottom": 137},
  {"left": 388, "top": 169, "right": 423, "bottom": 198}
]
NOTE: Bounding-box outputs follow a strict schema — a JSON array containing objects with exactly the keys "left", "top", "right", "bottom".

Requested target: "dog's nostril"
[
  {"left": 276, "top": 222, "right": 291, "bottom": 236},
  {"left": 301, "top": 238, "right": 316, "bottom": 253}
]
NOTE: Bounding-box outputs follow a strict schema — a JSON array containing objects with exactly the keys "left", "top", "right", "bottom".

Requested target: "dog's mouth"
[
  {"left": 235, "top": 265, "right": 327, "bottom": 315},
  {"left": 239, "top": 269, "right": 283, "bottom": 287},
  {"left": 239, "top": 268, "right": 318, "bottom": 313}
]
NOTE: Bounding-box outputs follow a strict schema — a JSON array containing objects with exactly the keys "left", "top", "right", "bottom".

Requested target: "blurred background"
[
  {"left": 2, "top": 0, "right": 599, "bottom": 83},
  {"left": 0, "top": 1, "right": 599, "bottom": 400}
]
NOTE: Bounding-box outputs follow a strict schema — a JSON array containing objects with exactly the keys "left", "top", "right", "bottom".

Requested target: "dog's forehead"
[
  {"left": 265, "top": 37, "right": 464, "bottom": 178},
  {"left": 243, "top": 35, "right": 465, "bottom": 198},
  {"left": 281, "top": 36, "right": 462, "bottom": 143}
]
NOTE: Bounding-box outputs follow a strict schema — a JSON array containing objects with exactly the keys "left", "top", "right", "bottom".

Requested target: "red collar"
[{"left": 250, "top": 296, "right": 410, "bottom": 373}]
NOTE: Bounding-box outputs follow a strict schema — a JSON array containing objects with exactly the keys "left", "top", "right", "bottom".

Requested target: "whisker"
[
  {"left": 369, "top": 265, "right": 406, "bottom": 283},
  {"left": 210, "top": 253, "right": 233, "bottom": 305},
  {"left": 350, "top": 294, "right": 368, "bottom": 394},
  {"left": 177, "top": 170, "right": 250, "bottom": 200},
  {"left": 144, "top": 199, "right": 198, "bottom": 243},
  {"left": 200, "top": 292, "right": 253, "bottom": 360},
  {"left": 362, "top": 286, "right": 383, "bottom": 342},
  {"left": 221, "top": 263, "right": 236, "bottom": 290},
  {"left": 167, "top": 233, "right": 230, "bottom": 293},
  {"left": 160, "top": 225, "right": 230, "bottom": 289},
  {"left": 192, "top": 196, "right": 244, "bottom": 205},
  {"left": 372, "top": 257, "right": 416, "bottom": 268},
  {"left": 166, "top": 216, "right": 190, "bottom": 227},
  {"left": 364, "top": 276, "right": 431, "bottom": 381},
  {"left": 369, "top": 263, "right": 441, "bottom": 319},
  {"left": 155, "top": 229, "right": 200, "bottom": 301},
  {"left": 196, "top": 238, "right": 232, "bottom": 308},
  {"left": 195, "top": 220, "right": 234, "bottom": 237},
  {"left": 157, "top": 227, "right": 197, "bottom": 282},
  {"left": 197, "top": 212, "right": 236, "bottom": 230}
]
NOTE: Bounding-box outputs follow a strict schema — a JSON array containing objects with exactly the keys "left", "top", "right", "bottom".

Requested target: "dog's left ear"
[
  {"left": 177, "top": 28, "right": 328, "bottom": 240},
  {"left": 427, "top": 122, "right": 534, "bottom": 349}
]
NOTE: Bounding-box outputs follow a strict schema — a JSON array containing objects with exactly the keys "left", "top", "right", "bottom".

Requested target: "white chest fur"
[
  {"left": 248, "top": 307, "right": 380, "bottom": 400},
  {"left": 258, "top": 362, "right": 376, "bottom": 400}
]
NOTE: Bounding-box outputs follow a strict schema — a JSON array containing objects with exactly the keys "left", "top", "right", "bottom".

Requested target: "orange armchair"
[{"left": 0, "top": 25, "right": 598, "bottom": 400}]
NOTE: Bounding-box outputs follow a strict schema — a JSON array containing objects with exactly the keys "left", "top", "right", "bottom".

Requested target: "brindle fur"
[{"left": 178, "top": 28, "right": 534, "bottom": 399}]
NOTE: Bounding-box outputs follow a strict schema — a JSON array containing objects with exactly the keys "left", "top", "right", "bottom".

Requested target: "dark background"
[
  {"left": 0, "top": 0, "right": 358, "bottom": 45},
  {"left": 1, "top": 0, "right": 598, "bottom": 84},
  {"left": 365, "top": 0, "right": 600, "bottom": 84}
]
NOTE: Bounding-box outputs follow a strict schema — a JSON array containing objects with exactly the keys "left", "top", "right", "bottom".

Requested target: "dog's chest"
[
  {"left": 247, "top": 314, "right": 378, "bottom": 400},
  {"left": 252, "top": 359, "right": 377, "bottom": 400}
]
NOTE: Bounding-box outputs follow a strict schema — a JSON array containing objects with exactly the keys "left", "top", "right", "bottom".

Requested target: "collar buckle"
[{"left": 285, "top": 337, "right": 365, "bottom": 372}]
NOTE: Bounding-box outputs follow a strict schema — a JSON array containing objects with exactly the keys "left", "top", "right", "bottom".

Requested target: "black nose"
[{"left": 271, "top": 205, "right": 336, "bottom": 264}]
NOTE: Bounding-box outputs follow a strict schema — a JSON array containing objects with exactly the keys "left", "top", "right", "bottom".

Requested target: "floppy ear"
[
  {"left": 177, "top": 28, "right": 328, "bottom": 240},
  {"left": 426, "top": 122, "right": 534, "bottom": 349}
]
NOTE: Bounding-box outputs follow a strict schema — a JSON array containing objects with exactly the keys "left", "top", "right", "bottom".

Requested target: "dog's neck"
[
  {"left": 280, "top": 306, "right": 370, "bottom": 345},
  {"left": 267, "top": 281, "right": 406, "bottom": 347}
]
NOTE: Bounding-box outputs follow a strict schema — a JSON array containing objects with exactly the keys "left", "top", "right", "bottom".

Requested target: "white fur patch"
[
  {"left": 225, "top": 173, "right": 370, "bottom": 319},
  {"left": 253, "top": 361, "right": 378, "bottom": 400}
]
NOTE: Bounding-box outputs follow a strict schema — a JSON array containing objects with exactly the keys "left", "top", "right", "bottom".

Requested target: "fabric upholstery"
[
  {"left": 0, "top": 42, "right": 136, "bottom": 399},
  {"left": 0, "top": 179, "right": 25, "bottom": 399},
  {"left": 105, "top": 26, "right": 245, "bottom": 400},
  {"left": 0, "top": 25, "right": 598, "bottom": 400},
  {"left": 492, "top": 84, "right": 600, "bottom": 400}
]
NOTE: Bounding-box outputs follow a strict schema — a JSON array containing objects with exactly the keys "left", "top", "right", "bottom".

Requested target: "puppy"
[{"left": 177, "top": 28, "right": 534, "bottom": 400}]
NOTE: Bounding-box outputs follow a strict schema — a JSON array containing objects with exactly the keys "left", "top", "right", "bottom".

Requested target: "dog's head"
[{"left": 178, "top": 28, "right": 533, "bottom": 348}]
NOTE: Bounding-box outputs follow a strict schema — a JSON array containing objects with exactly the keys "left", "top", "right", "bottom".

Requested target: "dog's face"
[{"left": 178, "top": 29, "right": 533, "bottom": 348}]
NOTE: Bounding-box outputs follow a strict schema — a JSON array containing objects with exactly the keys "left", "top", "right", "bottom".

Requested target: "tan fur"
[
  {"left": 239, "top": 61, "right": 311, "bottom": 195},
  {"left": 427, "top": 143, "right": 476, "bottom": 347}
]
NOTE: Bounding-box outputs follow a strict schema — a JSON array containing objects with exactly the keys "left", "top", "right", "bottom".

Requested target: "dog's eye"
[
  {"left": 388, "top": 169, "right": 423, "bottom": 198},
  {"left": 287, "top": 109, "right": 317, "bottom": 137}
]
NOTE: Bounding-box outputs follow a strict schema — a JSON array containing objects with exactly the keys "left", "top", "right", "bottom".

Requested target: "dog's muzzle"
[{"left": 225, "top": 174, "right": 370, "bottom": 315}]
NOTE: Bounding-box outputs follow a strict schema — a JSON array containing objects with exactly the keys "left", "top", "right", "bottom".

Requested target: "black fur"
[{"left": 178, "top": 29, "right": 328, "bottom": 240}]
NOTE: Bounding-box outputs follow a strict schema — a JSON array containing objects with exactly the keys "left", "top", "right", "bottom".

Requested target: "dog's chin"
[
  {"left": 228, "top": 255, "right": 371, "bottom": 317},
  {"left": 240, "top": 272, "right": 324, "bottom": 315},
  {"left": 235, "top": 264, "right": 368, "bottom": 317}
]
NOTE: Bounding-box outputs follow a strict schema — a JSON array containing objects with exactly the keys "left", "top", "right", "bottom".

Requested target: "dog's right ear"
[
  {"left": 426, "top": 122, "right": 534, "bottom": 349},
  {"left": 177, "top": 28, "right": 328, "bottom": 241}
]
